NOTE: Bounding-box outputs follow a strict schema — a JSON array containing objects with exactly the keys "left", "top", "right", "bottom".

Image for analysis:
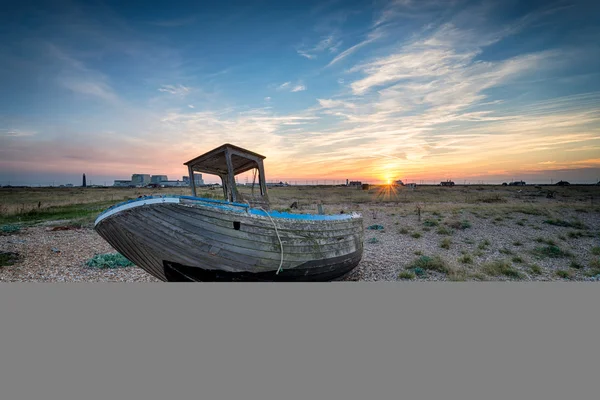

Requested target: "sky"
[{"left": 1, "top": 0, "right": 600, "bottom": 186}]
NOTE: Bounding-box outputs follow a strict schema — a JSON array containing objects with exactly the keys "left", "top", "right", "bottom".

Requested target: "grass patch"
[
  {"left": 447, "top": 220, "right": 472, "bottom": 230},
  {"left": 516, "top": 221, "right": 525, "bottom": 226},
  {"left": 423, "top": 219, "right": 439, "bottom": 227},
  {"left": 534, "top": 237, "right": 556, "bottom": 246},
  {"left": 411, "top": 232, "right": 422, "bottom": 239},
  {"left": 85, "top": 253, "right": 135, "bottom": 269},
  {"left": 1, "top": 224, "right": 21, "bottom": 234},
  {"left": 459, "top": 254, "right": 473, "bottom": 264},
  {"left": 398, "top": 227, "right": 410, "bottom": 234},
  {"left": 543, "top": 219, "right": 587, "bottom": 229},
  {"left": 0, "top": 251, "right": 20, "bottom": 267},
  {"left": 414, "top": 250, "right": 423, "bottom": 256},
  {"left": 478, "top": 239, "right": 490, "bottom": 250},
  {"left": 512, "top": 241, "right": 523, "bottom": 246},
  {"left": 493, "top": 216, "right": 503, "bottom": 222},
  {"left": 482, "top": 260, "right": 523, "bottom": 279},
  {"left": 436, "top": 226, "right": 452, "bottom": 235},
  {"left": 0, "top": 201, "right": 115, "bottom": 225},
  {"left": 398, "top": 271, "right": 415, "bottom": 280},
  {"left": 409, "top": 255, "right": 449, "bottom": 274},
  {"left": 440, "top": 238, "right": 452, "bottom": 249},
  {"left": 591, "top": 247, "right": 600, "bottom": 255},
  {"left": 532, "top": 245, "right": 572, "bottom": 259},
  {"left": 555, "top": 270, "right": 572, "bottom": 279},
  {"left": 569, "top": 260, "right": 584, "bottom": 269},
  {"left": 412, "top": 267, "right": 426, "bottom": 277},
  {"left": 528, "top": 264, "right": 542, "bottom": 275},
  {"left": 512, "top": 256, "right": 523, "bottom": 263},
  {"left": 499, "top": 248, "right": 514, "bottom": 255}
]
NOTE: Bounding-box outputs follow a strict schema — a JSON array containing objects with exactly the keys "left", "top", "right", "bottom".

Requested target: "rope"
[{"left": 257, "top": 207, "right": 284, "bottom": 275}]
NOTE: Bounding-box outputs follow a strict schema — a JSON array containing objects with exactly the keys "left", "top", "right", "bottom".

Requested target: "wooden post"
[
  {"left": 258, "top": 159, "right": 268, "bottom": 197},
  {"left": 188, "top": 166, "right": 197, "bottom": 197},
  {"left": 225, "top": 149, "right": 237, "bottom": 202}
]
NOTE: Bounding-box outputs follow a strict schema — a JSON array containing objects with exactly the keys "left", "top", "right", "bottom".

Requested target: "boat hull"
[{"left": 93, "top": 196, "right": 364, "bottom": 282}]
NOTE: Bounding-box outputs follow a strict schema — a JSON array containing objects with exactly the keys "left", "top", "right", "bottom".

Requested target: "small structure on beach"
[{"left": 440, "top": 180, "right": 455, "bottom": 187}]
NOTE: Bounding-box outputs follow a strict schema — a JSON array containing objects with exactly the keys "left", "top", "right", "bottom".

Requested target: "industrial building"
[
  {"left": 151, "top": 175, "right": 168, "bottom": 183},
  {"left": 131, "top": 174, "right": 151, "bottom": 186},
  {"left": 113, "top": 173, "right": 204, "bottom": 187}
]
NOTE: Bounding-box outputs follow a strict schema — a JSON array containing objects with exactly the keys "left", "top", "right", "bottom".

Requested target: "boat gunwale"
[{"left": 95, "top": 194, "right": 362, "bottom": 226}]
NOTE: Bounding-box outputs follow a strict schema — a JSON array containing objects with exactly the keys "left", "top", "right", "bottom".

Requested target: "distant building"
[
  {"left": 440, "top": 180, "right": 455, "bottom": 186},
  {"left": 151, "top": 175, "right": 168, "bottom": 183},
  {"left": 131, "top": 174, "right": 151, "bottom": 186},
  {"left": 159, "top": 180, "right": 188, "bottom": 187},
  {"left": 556, "top": 181, "right": 570, "bottom": 186},
  {"left": 114, "top": 180, "right": 132, "bottom": 187},
  {"left": 395, "top": 180, "right": 404, "bottom": 186},
  {"left": 508, "top": 181, "right": 526, "bottom": 186},
  {"left": 348, "top": 181, "right": 362, "bottom": 187}
]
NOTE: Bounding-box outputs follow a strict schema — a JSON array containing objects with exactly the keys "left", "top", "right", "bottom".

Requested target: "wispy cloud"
[
  {"left": 291, "top": 84, "right": 306, "bottom": 92},
  {"left": 47, "top": 43, "right": 120, "bottom": 103},
  {"left": 297, "top": 34, "right": 343, "bottom": 59},
  {"left": 158, "top": 84, "right": 191, "bottom": 95},
  {"left": 0, "top": 129, "right": 36, "bottom": 138},
  {"left": 275, "top": 81, "right": 306, "bottom": 93},
  {"left": 326, "top": 29, "right": 383, "bottom": 67}
]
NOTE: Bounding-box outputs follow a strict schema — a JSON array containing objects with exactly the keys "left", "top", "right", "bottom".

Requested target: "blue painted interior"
[{"left": 96, "top": 194, "right": 356, "bottom": 221}]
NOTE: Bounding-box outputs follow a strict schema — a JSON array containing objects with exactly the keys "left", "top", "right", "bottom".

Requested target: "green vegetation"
[
  {"left": 512, "top": 256, "right": 523, "bottom": 263},
  {"left": 555, "top": 270, "right": 572, "bottom": 279},
  {"left": 409, "top": 255, "right": 449, "bottom": 274},
  {"left": 398, "top": 271, "right": 415, "bottom": 280},
  {"left": 423, "top": 219, "right": 439, "bottom": 227},
  {"left": 569, "top": 261, "right": 583, "bottom": 269},
  {"left": 459, "top": 254, "right": 473, "bottom": 264},
  {"left": 1, "top": 224, "right": 21, "bottom": 234},
  {"left": 414, "top": 250, "right": 423, "bottom": 256},
  {"left": 0, "top": 251, "right": 20, "bottom": 267},
  {"left": 543, "top": 219, "right": 587, "bottom": 229},
  {"left": 436, "top": 226, "right": 452, "bottom": 235},
  {"left": 398, "top": 227, "right": 410, "bottom": 234},
  {"left": 447, "top": 220, "right": 472, "bottom": 230},
  {"left": 411, "top": 232, "right": 422, "bottom": 239},
  {"left": 532, "top": 245, "right": 572, "bottom": 259},
  {"left": 499, "top": 248, "right": 514, "bottom": 255},
  {"left": 528, "top": 264, "right": 542, "bottom": 275},
  {"left": 478, "top": 239, "right": 490, "bottom": 250},
  {"left": 440, "top": 238, "right": 452, "bottom": 249},
  {"left": 534, "top": 237, "right": 556, "bottom": 246},
  {"left": 512, "top": 241, "right": 523, "bottom": 246},
  {"left": 85, "top": 253, "right": 135, "bottom": 269},
  {"left": 482, "top": 260, "right": 523, "bottom": 279},
  {"left": 0, "top": 201, "right": 115, "bottom": 225},
  {"left": 591, "top": 247, "right": 600, "bottom": 255}
]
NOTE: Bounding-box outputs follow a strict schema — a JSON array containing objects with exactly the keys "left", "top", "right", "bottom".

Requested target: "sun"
[{"left": 387, "top": 179, "right": 392, "bottom": 185}]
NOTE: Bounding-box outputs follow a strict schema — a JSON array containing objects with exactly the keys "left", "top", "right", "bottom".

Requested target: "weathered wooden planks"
[{"left": 94, "top": 198, "right": 364, "bottom": 282}]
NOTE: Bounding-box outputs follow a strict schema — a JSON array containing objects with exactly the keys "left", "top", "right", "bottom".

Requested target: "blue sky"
[{"left": 1, "top": 0, "right": 599, "bottom": 185}]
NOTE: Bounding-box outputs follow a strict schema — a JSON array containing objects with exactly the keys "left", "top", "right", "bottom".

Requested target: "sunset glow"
[{"left": 1, "top": 0, "right": 600, "bottom": 186}]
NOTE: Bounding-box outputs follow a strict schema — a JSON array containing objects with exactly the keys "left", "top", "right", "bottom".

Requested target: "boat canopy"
[{"left": 184, "top": 143, "right": 269, "bottom": 207}]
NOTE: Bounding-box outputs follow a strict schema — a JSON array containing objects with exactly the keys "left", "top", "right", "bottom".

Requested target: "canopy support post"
[{"left": 188, "top": 166, "right": 197, "bottom": 197}]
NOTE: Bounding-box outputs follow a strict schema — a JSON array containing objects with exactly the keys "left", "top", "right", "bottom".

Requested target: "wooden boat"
[{"left": 93, "top": 144, "right": 364, "bottom": 281}]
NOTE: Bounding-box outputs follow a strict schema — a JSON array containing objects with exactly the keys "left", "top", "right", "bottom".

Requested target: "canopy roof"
[{"left": 184, "top": 143, "right": 266, "bottom": 176}]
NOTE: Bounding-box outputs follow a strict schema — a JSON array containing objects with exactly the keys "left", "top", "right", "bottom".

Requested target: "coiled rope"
[
  {"left": 257, "top": 207, "right": 284, "bottom": 275},
  {"left": 243, "top": 199, "right": 284, "bottom": 275}
]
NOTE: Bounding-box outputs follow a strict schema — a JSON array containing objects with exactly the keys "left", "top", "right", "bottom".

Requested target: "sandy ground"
[{"left": 1, "top": 202, "right": 599, "bottom": 282}]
